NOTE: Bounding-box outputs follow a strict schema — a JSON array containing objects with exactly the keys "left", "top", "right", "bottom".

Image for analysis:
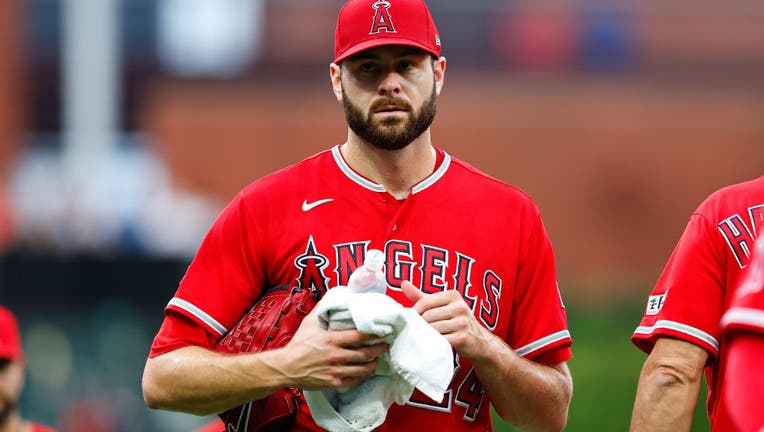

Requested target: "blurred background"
[{"left": 2, "top": 0, "right": 763, "bottom": 430}]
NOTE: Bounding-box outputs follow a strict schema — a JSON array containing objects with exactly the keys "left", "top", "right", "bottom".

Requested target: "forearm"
[
  {"left": 630, "top": 338, "right": 707, "bottom": 432},
  {"left": 472, "top": 334, "right": 572, "bottom": 432},
  {"left": 630, "top": 365, "right": 701, "bottom": 431},
  {"left": 142, "top": 345, "right": 288, "bottom": 415}
]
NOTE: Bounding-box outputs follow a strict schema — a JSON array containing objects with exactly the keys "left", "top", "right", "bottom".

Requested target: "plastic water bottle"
[{"left": 347, "top": 249, "right": 386, "bottom": 294}]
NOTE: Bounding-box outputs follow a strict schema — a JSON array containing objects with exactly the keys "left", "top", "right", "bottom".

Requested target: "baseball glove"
[{"left": 214, "top": 284, "right": 321, "bottom": 432}]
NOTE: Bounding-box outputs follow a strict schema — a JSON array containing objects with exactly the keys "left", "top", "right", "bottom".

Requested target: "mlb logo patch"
[{"left": 645, "top": 293, "right": 666, "bottom": 316}]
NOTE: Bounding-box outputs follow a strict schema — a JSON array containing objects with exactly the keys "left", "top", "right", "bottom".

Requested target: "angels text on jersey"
[
  {"left": 295, "top": 236, "right": 500, "bottom": 331},
  {"left": 295, "top": 236, "right": 503, "bottom": 421}
]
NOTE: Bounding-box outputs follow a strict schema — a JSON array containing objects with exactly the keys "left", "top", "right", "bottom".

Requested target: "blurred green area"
[{"left": 492, "top": 299, "right": 711, "bottom": 431}]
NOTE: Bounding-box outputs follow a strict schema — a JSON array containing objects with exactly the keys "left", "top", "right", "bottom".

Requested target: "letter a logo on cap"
[
  {"left": 370, "top": 0, "right": 396, "bottom": 34},
  {"left": 333, "top": 0, "right": 441, "bottom": 63}
]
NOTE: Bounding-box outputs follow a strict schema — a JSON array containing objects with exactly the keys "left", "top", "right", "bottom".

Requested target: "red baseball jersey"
[
  {"left": 715, "top": 233, "right": 764, "bottom": 432},
  {"left": 150, "top": 145, "right": 572, "bottom": 431},
  {"left": 632, "top": 175, "right": 764, "bottom": 429}
]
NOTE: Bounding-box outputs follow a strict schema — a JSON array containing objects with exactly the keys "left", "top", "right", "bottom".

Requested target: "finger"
[
  {"left": 402, "top": 281, "right": 425, "bottom": 306},
  {"left": 428, "top": 319, "right": 462, "bottom": 335},
  {"left": 410, "top": 290, "right": 453, "bottom": 315},
  {"left": 329, "top": 329, "right": 383, "bottom": 347},
  {"left": 358, "top": 342, "right": 389, "bottom": 359},
  {"left": 336, "top": 363, "right": 379, "bottom": 387},
  {"left": 357, "top": 333, "right": 387, "bottom": 344},
  {"left": 338, "top": 342, "right": 389, "bottom": 363},
  {"left": 420, "top": 306, "right": 455, "bottom": 324},
  {"left": 342, "top": 343, "right": 390, "bottom": 363}
]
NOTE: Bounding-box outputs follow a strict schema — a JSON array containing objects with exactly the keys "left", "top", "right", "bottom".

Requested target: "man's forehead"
[{"left": 346, "top": 45, "right": 431, "bottom": 61}]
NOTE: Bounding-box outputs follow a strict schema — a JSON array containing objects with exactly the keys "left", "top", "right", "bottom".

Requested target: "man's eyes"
[
  {"left": 398, "top": 61, "right": 414, "bottom": 71},
  {"left": 357, "top": 60, "right": 417, "bottom": 73},
  {"left": 360, "top": 63, "right": 378, "bottom": 73}
]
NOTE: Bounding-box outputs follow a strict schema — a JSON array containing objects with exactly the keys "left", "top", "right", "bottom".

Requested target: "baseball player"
[
  {"left": 142, "top": 0, "right": 573, "bottom": 431},
  {"left": 631, "top": 176, "right": 764, "bottom": 431},
  {"left": 716, "top": 232, "right": 764, "bottom": 431},
  {"left": 0, "top": 306, "right": 58, "bottom": 432}
]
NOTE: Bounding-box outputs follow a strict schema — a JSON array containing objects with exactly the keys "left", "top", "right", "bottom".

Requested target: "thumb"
[{"left": 402, "top": 281, "right": 424, "bottom": 304}]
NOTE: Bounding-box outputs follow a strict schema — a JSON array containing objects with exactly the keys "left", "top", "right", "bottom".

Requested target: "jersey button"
[{"left": 391, "top": 224, "right": 398, "bottom": 232}]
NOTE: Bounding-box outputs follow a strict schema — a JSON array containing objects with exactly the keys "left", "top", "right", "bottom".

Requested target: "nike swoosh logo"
[
  {"left": 227, "top": 401, "right": 251, "bottom": 432},
  {"left": 302, "top": 198, "right": 334, "bottom": 212}
]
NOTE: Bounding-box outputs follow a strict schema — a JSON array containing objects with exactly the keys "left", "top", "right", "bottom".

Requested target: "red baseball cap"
[
  {"left": 0, "top": 306, "right": 22, "bottom": 361},
  {"left": 334, "top": 0, "right": 442, "bottom": 63}
]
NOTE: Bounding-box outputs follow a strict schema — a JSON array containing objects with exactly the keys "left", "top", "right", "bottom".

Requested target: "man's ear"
[
  {"left": 329, "top": 63, "right": 343, "bottom": 102},
  {"left": 434, "top": 56, "right": 446, "bottom": 96}
]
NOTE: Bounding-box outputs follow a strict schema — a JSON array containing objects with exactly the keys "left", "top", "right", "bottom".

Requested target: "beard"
[{"left": 342, "top": 83, "right": 437, "bottom": 151}]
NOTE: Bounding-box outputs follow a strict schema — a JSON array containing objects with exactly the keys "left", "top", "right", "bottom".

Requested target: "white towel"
[{"left": 304, "top": 287, "right": 454, "bottom": 432}]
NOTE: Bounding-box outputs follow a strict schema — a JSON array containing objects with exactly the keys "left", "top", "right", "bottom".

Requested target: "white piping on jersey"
[
  {"left": 412, "top": 152, "right": 451, "bottom": 194},
  {"left": 634, "top": 320, "right": 719, "bottom": 352},
  {"left": 167, "top": 297, "right": 228, "bottom": 337},
  {"left": 331, "top": 145, "right": 451, "bottom": 194},
  {"left": 515, "top": 330, "right": 571, "bottom": 357},
  {"left": 721, "top": 307, "right": 764, "bottom": 330},
  {"left": 332, "top": 146, "right": 386, "bottom": 192}
]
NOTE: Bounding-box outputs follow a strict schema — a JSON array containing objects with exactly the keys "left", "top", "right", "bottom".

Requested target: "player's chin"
[
  {"left": 373, "top": 117, "right": 407, "bottom": 130},
  {"left": 374, "top": 122, "right": 410, "bottom": 138}
]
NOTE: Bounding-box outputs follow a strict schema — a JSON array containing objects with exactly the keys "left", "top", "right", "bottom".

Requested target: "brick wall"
[{"left": 140, "top": 73, "right": 764, "bottom": 296}]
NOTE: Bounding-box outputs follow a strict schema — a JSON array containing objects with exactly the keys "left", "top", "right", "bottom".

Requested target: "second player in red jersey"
[{"left": 631, "top": 176, "right": 764, "bottom": 431}]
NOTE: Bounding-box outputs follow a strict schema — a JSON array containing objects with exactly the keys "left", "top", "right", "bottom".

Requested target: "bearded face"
[{"left": 342, "top": 80, "right": 437, "bottom": 151}]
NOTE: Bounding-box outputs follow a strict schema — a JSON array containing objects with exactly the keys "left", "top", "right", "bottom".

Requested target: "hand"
[
  {"left": 402, "top": 280, "right": 491, "bottom": 360},
  {"left": 274, "top": 307, "right": 389, "bottom": 390}
]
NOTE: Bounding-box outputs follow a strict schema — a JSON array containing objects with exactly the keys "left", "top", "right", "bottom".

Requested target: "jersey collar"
[{"left": 331, "top": 144, "right": 451, "bottom": 195}]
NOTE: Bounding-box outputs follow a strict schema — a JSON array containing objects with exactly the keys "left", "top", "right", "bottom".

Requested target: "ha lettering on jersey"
[{"left": 718, "top": 204, "right": 764, "bottom": 268}]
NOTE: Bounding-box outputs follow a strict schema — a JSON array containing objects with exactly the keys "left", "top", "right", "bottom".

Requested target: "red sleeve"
[
  {"left": 509, "top": 211, "right": 572, "bottom": 364},
  {"left": 532, "top": 346, "right": 572, "bottom": 366},
  {"left": 632, "top": 214, "right": 723, "bottom": 357},
  {"left": 148, "top": 311, "right": 220, "bottom": 358},
  {"left": 164, "top": 191, "right": 267, "bottom": 339}
]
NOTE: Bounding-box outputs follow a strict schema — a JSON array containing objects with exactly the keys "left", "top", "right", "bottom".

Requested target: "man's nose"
[{"left": 378, "top": 71, "right": 402, "bottom": 95}]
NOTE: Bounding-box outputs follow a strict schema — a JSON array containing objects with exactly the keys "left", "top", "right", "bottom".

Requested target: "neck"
[{"left": 342, "top": 131, "right": 436, "bottom": 199}]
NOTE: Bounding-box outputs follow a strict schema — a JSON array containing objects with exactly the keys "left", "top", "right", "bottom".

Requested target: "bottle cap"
[{"left": 365, "top": 249, "right": 385, "bottom": 272}]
